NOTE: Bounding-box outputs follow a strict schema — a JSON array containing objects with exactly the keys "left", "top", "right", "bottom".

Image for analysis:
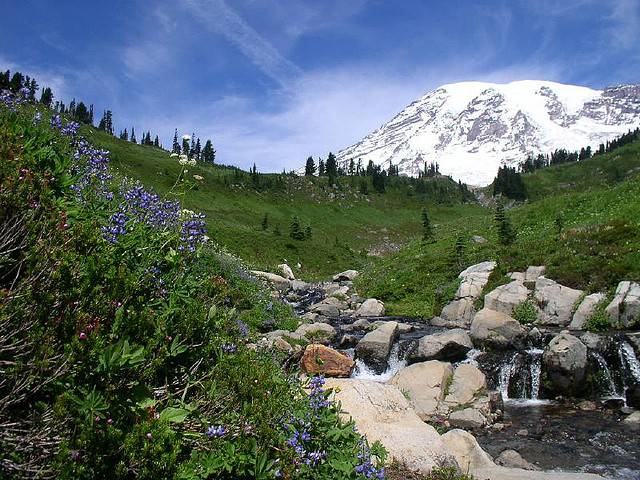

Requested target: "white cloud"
[
  {"left": 183, "top": 0, "right": 302, "bottom": 87},
  {"left": 0, "top": 55, "right": 69, "bottom": 101}
]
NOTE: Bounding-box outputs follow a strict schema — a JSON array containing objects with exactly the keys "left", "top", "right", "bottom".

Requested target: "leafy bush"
[
  {"left": 585, "top": 309, "right": 612, "bottom": 332},
  {"left": 512, "top": 299, "right": 538, "bottom": 324},
  {"left": 0, "top": 93, "right": 385, "bottom": 479}
]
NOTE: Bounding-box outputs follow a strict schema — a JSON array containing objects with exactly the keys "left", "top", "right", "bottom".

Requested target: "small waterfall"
[
  {"left": 527, "top": 348, "right": 543, "bottom": 400},
  {"left": 497, "top": 352, "right": 519, "bottom": 399},
  {"left": 352, "top": 343, "right": 407, "bottom": 382},
  {"left": 590, "top": 351, "right": 618, "bottom": 396},
  {"left": 618, "top": 341, "right": 640, "bottom": 383},
  {"left": 460, "top": 348, "right": 483, "bottom": 367}
]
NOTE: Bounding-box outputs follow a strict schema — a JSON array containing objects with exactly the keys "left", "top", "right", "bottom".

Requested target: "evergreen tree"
[
  {"left": 89, "top": 104, "right": 94, "bottom": 125},
  {"left": 154, "top": 135, "right": 160, "bottom": 147},
  {"left": 74, "top": 102, "right": 90, "bottom": 123},
  {"left": 304, "top": 225, "right": 312, "bottom": 240},
  {"left": 493, "top": 166, "right": 526, "bottom": 201},
  {"left": 202, "top": 140, "right": 216, "bottom": 163},
  {"left": 421, "top": 208, "right": 434, "bottom": 243},
  {"left": 172, "top": 129, "right": 180, "bottom": 154},
  {"left": 359, "top": 179, "right": 369, "bottom": 195},
  {"left": 195, "top": 138, "right": 202, "bottom": 160},
  {"left": 182, "top": 135, "right": 190, "bottom": 155},
  {"left": 39, "top": 87, "right": 53, "bottom": 107},
  {"left": 144, "top": 131, "right": 152, "bottom": 146},
  {"left": 495, "top": 203, "right": 515, "bottom": 246},
  {"left": 318, "top": 159, "right": 325, "bottom": 176},
  {"left": 130, "top": 127, "right": 137, "bottom": 143},
  {"left": 28, "top": 78, "right": 38, "bottom": 100},
  {"left": 348, "top": 159, "right": 355, "bottom": 176},
  {"left": 304, "top": 156, "right": 316, "bottom": 176},
  {"left": 325, "top": 152, "right": 338, "bottom": 184},
  {"left": 0, "top": 70, "right": 10, "bottom": 89},
  {"left": 261, "top": 214, "right": 268, "bottom": 230},
  {"left": 289, "top": 216, "right": 305, "bottom": 240},
  {"left": 105, "top": 111, "right": 113, "bottom": 134},
  {"left": 9, "top": 72, "right": 24, "bottom": 92},
  {"left": 122, "top": 128, "right": 129, "bottom": 141}
]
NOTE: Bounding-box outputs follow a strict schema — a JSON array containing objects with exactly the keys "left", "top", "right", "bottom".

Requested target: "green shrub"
[
  {"left": 585, "top": 309, "right": 612, "bottom": 332},
  {"left": 512, "top": 299, "right": 538, "bottom": 324}
]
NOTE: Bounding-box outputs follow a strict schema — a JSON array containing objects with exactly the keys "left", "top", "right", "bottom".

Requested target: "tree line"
[{"left": 1, "top": 68, "right": 216, "bottom": 161}]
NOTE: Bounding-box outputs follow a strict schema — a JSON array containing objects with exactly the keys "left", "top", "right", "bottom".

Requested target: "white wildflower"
[
  {"left": 188, "top": 159, "right": 197, "bottom": 166},
  {"left": 170, "top": 153, "right": 179, "bottom": 158},
  {"left": 193, "top": 174, "right": 204, "bottom": 181}
]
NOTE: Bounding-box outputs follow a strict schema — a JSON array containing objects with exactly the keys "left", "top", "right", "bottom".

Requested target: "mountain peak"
[{"left": 337, "top": 80, "right": 640, "bottom": 186}]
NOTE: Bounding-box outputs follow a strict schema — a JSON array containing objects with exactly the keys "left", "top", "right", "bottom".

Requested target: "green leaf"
[{"left": 158, "top": 406, "right": 190, "bottom": 424}]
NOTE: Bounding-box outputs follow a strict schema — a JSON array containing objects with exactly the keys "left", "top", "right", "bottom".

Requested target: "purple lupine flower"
[
  {"left": 205, "top": 425, "right": 226, "bottom": 438},
  {"left": 221, "top": 343, "right": 237, "bottom": 354},
  {"left": 101, "top": 211, "right": 128, "bottom": 243},
  {"left": 50, "top": 114, "right": 63, "bottom": 129},
  {"left": 33, "top": 112, "right": 42, "bottom": 123},
  {"left": 236, "top": 319, "right": 249, "bottom": 338},
  {"left": 61, "top": 121, "right": 80, "bottom": 136}
]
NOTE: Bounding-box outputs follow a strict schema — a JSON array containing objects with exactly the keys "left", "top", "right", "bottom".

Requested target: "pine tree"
[
  {"left": 318, "top": 159, "right": 325, "bottom": 176},
  {"left": 39, "top": 87, "right": 53, "bottom": 107},
  {"left": 130, "top": 127, "right": 137, "bottom": 143},
  {"left": 144, "top": 131, "right": 152, "bottom": 146},
  {"left": 495, "top": 203, "right": 515, "bottom": 246},
  {"left": 89, "top": 104, "right": 94, "bottom": 125},
  {"left": 304, "top": 225, "right": 312, "bottom": 240},
  {"left": 289, "top": 216, "right": 305, "bottom": 240},
  {"left": 105, "top": 111, "right": 113, "bottom": 134},
  {"left": 202, "top": 140, "right": 215, "bottom": 163},
  {"left": 9, "top": 72, "right": 24, "bottom": 92},
  {"left": 172, "top": 129, "right": 180, "bottom": 154},
  {"left": 195, "top": 138, "right": 202, "bottom": 160},
  {"left": 421, "top": 208, "right": 434, "bottom": 243},
  {"left": 325, "top": 152, "right": 338, "bottom": 184},
  {"left": 304, "top": 156, "right": 316, "bottom": 176},
  {"left": 154, "top": 135, "right": 160, "bottom": 147},
  {"left": 261, "top": 213, "right": 268, "bottom": 230},
  {"left": 0, "top": 70, "right": 10, "bottom": 89}
]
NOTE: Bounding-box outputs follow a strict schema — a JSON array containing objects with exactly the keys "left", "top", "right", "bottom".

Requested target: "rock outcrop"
[
  {"left": 277, "top": 263, "right": 295, "bottom": 280},
  {"left": 250, "top": 270, "right": 291, "bottom": 290},
  {"left": 605, "top": 281, "right": 640, "bottom": 328},
  {"left": 569, "top": 293, "right": 606, "bottom": 330},
  {"left": 408, "top": 329, "right": 473, "bottom": 363},
  {"left": 333, "top": 269, "right": 359, "bottom": 282},
  {"left": 470, "top": 308, "right": 526, "bottom": 349},
  {"left": 534, "top": 277, "right": 583, "bottom": 326},
  {"left": 300, "top": 344, "right": 355, "bottom": 377},
  {"left": 294, "top": 322, "right": 337, "bottom": 342},
  {"left": 542, "top": 333, "right": 587, "bottom": 395},
  {"left": 390, "top": 360, "right": 453, "bottom": 420},
  {"left": 484, "top": 281, "right": 530, "bottom": 315},
  {"left": 355, "top": 321, "right": 398, "bottom": 373},
  {"left": 325, "top": 379, "right": 457, "bottom": 474},
  {"left": 439, "top": 261, "right": 496, "bottom": 327},
  {"left": 355, "top": 298, "right": 385, "bottom": 317}
]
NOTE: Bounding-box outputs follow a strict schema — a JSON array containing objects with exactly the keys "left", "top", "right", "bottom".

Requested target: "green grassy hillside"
[
  {"left": 357, "top": 140, "right": 640, "bottom": 316},
  {"left": 86, "top": 128, "right": 475, "bottom": 280}
]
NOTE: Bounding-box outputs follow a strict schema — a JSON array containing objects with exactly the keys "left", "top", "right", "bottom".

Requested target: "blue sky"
[{"left": 1, "top": 0, "right": 639, "bottom": 171}]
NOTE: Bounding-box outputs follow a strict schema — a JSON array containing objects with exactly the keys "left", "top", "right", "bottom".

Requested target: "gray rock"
[
  {"left": 294, "top": 322, "right": 337, "bottom": 342},
  {"left": 508, "top": 272, "right": 526, "bottom": 282},
  {"left": 470, "top": 308, "right": 526, "bottom": 349},
  {"left": 355, "top": 321, "right": 398, "bottom": 373},
  {"left": 455, "top": 261, "right": 497, "bottom": 300},
  {"left": 569, "top": 293, "right": 606, "bottom": 330},
  {"left": 542, "top": 333, "right": 587, "bottom": 395},
  {"left": 444, "top": 363, "right": 486, "bottom": 406},
  {"left": 408, "top": 329, "right": 473, "bottom": 363},
  {"left": 623, "top": 411, "right": 640, "bottom": 427},
  {"left": 332, "top": 269, "right": 359, "bottom": 282},
  {"left": 496, "top": 450, "right": 540, "bottom": 470},
  {"left": 449, "top": 408, "right": 487, "bottom": 429},
  {"left": 605, "top": 281, "right": 640, "bottom": 328},
  {"left": 290, "top": 279, "right": 310, "bottom": 291},
  {"left": 534, "top": 278, "right": 583, "bottom": 326},
  {"left": 309, "top": 296, "right": 347, "bottom": 318},
  {"left": 471, "top": 235, "right": 487, "bottom": 244},
  {"left": 250, "top": 270, "right": 291, "bottom": 290},
  {"left": 484, "top": 281, "right": 530, "bottom": 315},
  {"left": 355, "top": 298, "right": 385, "bottom": 317},
  {"left": 524, "top": 266, "right": 546, "bottom": 283},
  {"left": 439, "top": 298, "right": 476, "bottom": 326},
  {"left": 578, "top": 332, "right": 610, "bottom": 352},
  {"left": 277, "top": 263, "right": 295, "bottom": 280}
]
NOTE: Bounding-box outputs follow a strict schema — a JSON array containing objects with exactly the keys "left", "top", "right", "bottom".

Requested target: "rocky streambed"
[{"left": 251, "top": 264, "right": 640, "bottom": 479}]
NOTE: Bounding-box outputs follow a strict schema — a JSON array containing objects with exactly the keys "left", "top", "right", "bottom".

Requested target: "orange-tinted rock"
[{"left": 301, "top": 344, "right": 355, "bottom": 378}]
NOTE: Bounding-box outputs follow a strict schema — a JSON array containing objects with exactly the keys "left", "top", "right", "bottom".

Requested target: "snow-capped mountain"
[{"left": 336, "top": 80, "right": 640, "bottom": 186}]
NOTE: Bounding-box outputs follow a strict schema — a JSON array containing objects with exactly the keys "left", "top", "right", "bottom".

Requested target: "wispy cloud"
[
  {"left": 182, "top": 0, "right": 302, "bottom": 87},
  {"left": 608, "top": 0, "right": 640, "bottom": 50}
]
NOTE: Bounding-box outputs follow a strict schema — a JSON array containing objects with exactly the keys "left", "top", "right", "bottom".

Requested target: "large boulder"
[
  {"left": 355, "top": 321, "right": 398, "bottom": 373},
  {"left": 569, "top": 293, "right": 606, "bottom": 330},
  {"left": 439, "top": 298, "right": 476, "bottom": 327},
  {"left": 355, "top": 298, "right": 385, "bottom": 317},
  {"left": 456, "top": 261, "right": 497, "bottom": 299},
  {"left": 294, "top": 322, "right": 337, "bottom": 342},
  {"left": 390, "top": 360, "right": 454, "bottom": 420},
  {"left": 325, "top": 379, "right": 457, "bottom": 474},
  {"left": 332, "top": 269, "right": 359, "bottom": 282},
  {"left": 470, "top": 308, "right": 526, "bottom": 349},
  {"left": 484, "top": 281, "right": 530, "bottom": 315},
  {"left": 277, "top": 263, "right": 295, "bottom": 280},
  {"left": 309, "top": 296, "right": 347, "bottom": 318},
  {"left": 443, "top": 363, "right": 486, "bottom": 406},
  {"left": 300, "top": 344, "right": 355, "bottom": 377},
  {"left": 250, "top": 270, "right": 291, "bottom": 290},
  {"left": 408, "top": 329, "right": 473, "bottom": 363},
  {"left": 525, "top": 266, "right": 546, "bottom": 283},
  {"left": 448, "top": 408, "right": 487, "bottom": 429},
  {"left": 534, "top": 278, "right": 583, "bottom": 326},
  {"left": 542, "top": 333, "right": 587, "bottom": 395},
  {"left": 605, "top": 281, "right": 640, "bottom": 328}
]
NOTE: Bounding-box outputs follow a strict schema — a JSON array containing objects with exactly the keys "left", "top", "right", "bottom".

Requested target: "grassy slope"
[
  {"left": 357, "top": 141, "right": 640, "bottom": 317},
  {"left": 86, "top": 128, "right": 477, "bottom": 280}
]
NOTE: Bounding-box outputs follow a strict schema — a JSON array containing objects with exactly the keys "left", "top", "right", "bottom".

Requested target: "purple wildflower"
[
  {"left": 236, "top": 319, "right": 249, "bottom": 337},
  {"left": 221, "top": 343, "right": 237, "bottom": 354},
  {"left": 205, "top": 425, "right": 226, "bottom": 438},
  {"left": 50, "top": 114, "right": 63, "bottom": 129}
]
